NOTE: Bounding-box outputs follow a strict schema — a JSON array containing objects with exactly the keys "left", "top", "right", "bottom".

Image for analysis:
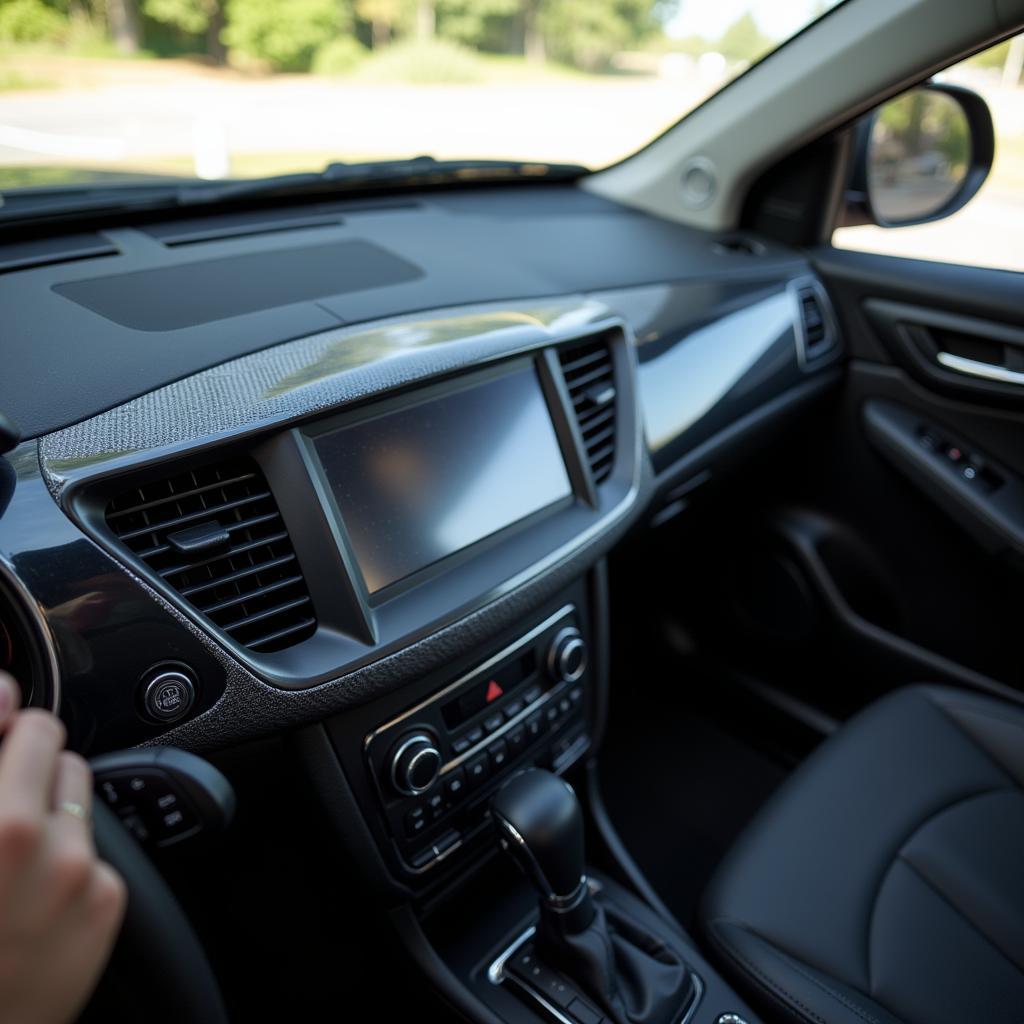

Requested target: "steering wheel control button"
[
  {"left": 548, "top": 628, "right": 587, "bottom": 684},
  {"left": 390, "top": 732, "right": 443, "bottom": 796},
  {"left": 140, "top": 665, "right": 197, "bottom": 724}
]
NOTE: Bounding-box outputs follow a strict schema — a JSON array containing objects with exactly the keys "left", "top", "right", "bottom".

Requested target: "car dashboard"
[{"left": 0, "top": 183, "right": 841, "bottom": 1002}]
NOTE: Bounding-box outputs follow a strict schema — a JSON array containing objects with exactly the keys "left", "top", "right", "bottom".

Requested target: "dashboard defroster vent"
[
  {"left": 105, "top": 458, "right": 316, "bottom": 653},
  {"left": 559, "top": 337, "right": 617, "bottom": 485}
]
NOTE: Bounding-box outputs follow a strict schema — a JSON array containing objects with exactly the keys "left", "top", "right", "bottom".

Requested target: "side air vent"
[
  {"left": 559, "top": 337, "right": 617, "bottom": 485},
  {"left": 794, "top": 282, "right": 834, "bottom": 362},
  {"left": 105, "top": 457, "right": 316, "bottom": 653}
]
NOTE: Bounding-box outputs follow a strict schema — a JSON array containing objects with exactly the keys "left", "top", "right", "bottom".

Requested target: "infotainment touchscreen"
[{"left": 310, "top": 364, "right": 573, "bottom": 594}]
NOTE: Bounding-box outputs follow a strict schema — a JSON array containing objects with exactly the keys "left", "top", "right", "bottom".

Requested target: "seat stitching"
[
  {"left": 898, "top": 852, "right": 1024, "bottom": 978},
  {"left": 718, "top": 920, "right": 895, "bottom": 1024},
  {"left": 706, "top": 921, "right": 826, "bottom": 1024},
  {"left": 863, "top": 784, "right": 1007, "bottom": 996}
]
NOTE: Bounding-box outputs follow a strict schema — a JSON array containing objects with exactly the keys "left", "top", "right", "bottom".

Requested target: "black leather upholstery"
[{"left": 701, "top": 685, "right": 1024, "bottom": 1024}]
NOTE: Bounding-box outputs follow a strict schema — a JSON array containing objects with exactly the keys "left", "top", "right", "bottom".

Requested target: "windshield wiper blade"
[
  {"left": 175, "top": 156, "right": 587, "bottom": 206},
  {"left": 0, "top": 157, "right": 586, "bottom": 227}
]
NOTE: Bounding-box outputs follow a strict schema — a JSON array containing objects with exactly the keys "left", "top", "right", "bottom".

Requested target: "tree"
[
  {"left": 107, "top": 0, "right": 142, "bottom": 52},
  {"left": 435, "top": 0, "right": 517, "bottom": 50},
  {"left": 143, "top": 0, "right": 226, "bottom": 62},
  {"left": 539, "top": 0, "right": 661, "bottom": 72},
  {"left": 715, "top": 11, "right": 771, "bottom": 64},
  {"left": 355, "top": 0, "right": 406, "bottom": 48},
  {"left": 222, "top": 0, "right": 343, "bottom": 69}
]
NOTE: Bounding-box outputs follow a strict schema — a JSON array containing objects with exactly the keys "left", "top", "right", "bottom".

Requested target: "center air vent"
[
  {"left": 794, "top": 282, "right": 834, "bottom": 361},
  {"left": 105, "top": 457, "right": 316, "bottom": 653},
  {"left": 559, "top": 337, "right": 617, "bottom": 485}
]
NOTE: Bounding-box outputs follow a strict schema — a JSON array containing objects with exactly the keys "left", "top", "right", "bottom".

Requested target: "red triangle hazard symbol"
[{"left": 485, "top": 680, "right": 504, "bottom": 703}]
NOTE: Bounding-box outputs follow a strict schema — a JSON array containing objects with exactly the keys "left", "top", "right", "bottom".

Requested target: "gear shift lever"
[
  {"left": 490, "top": 768, "right": 595, "bottom": 930},
  {"left": 492, "top": 769, "right": 696, "bottom": 1024}
]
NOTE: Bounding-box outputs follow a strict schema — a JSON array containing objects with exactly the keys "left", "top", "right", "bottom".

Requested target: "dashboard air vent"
[
  {"left": 105, "top": 458, "right": 316, "bottom": 653},
  {"left": 795, "top": 284, "right": 832, "bottom": 359},
  {"left": 559, "top": 337, "right": 617, "bottom": 485}
]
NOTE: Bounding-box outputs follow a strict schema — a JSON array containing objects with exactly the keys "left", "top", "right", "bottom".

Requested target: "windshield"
[{"left": 0, "top": 0, "right": 840, "bottom": 194}]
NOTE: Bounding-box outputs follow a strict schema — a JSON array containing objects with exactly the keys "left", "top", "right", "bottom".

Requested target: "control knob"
[
  {"left": 547, "top": 627, "right": 587, "bottom": 684},
  {"left": 390, "top": 732, "right": 442, "bottom": 796}
]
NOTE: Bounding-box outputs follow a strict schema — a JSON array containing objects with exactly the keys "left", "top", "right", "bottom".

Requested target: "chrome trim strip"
[
  {"left": 0, "top": 556, "right": 61, "bottom": 714},
  {"left": 937, "top": 351, "right": 1024, "bottom": 386}
]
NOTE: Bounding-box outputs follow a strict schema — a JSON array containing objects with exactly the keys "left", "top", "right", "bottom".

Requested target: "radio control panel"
[{"left": 364, "top": 605, "right": 590, "bottom": 875}]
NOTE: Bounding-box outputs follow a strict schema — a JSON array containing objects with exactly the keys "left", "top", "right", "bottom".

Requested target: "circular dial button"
[
  {"left": 390, "top": 733, "right": 442, "bottom": 796},
  {"left": 548, "top": 628, "right": 588, "bottom": 684},
  {"left": 142, "top": 668, "right": 196, "bottom": 723}
]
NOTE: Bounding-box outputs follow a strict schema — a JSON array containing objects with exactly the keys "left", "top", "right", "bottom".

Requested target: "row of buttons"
[
  {"left": 918, "top": 428, "right": 1001, "bottom": 491},
  {"left": 404, "top": 685, "right": 584, "bottom": 846},
  {"left": 450, "top": 683, "right": 543, "bottom": 756},
  {"left": 96, "top": 770, "right": 199, "bottom": 847}
]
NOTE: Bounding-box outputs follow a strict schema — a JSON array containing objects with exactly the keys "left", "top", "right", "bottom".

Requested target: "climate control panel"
[{"left": 364, "top": 605, "right": 591, "bottom": 875}]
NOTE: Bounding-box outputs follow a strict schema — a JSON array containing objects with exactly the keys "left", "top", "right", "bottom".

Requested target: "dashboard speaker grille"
[
  {"left": 559, "top": 337, "right": 617, "bottom": 484},
  {"left": 105, "top": 457, "right": 316, "bottom": 653}
]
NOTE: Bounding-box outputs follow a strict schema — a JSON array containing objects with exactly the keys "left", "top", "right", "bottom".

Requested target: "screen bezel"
[{"left": 299, "top": 356, "right": 577, "bottom": 606}]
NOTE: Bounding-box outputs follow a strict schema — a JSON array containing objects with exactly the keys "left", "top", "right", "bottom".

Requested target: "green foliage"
[
  {"left": 356, "top": 36, "right": 482, "bottom": 82},
  {"left": 222, "top": 0, "right": 342, "bottom": 70},
  {"left": 435, "top": 0, "right": 518, "bottom": 50},
  {"left": 143, "top": 0, "right": 211, "bottom": 35},
  {"left": 0, "top": 0, "right": 68, "bottom": 44},
  {"left": 715, "top": 12, "right": 771, "bottom": 64},
  {"left": 312, "top": 34, "right": 366, "bottom": 74},
  {"left": 540, "top": 0, "right": 659, "bottom": 71}
]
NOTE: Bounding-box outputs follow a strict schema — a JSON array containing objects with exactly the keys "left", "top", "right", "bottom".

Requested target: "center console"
[
  {"left": 364, "top": 604, "right": 591, "bottom": 876},
  {"left": 318, "top": 583, "right": 596, "bottom": 886}
]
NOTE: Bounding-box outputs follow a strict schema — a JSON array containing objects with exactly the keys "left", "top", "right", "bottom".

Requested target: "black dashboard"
[{"left": 0, "top": 181, "right": 840, "bottom": 909}]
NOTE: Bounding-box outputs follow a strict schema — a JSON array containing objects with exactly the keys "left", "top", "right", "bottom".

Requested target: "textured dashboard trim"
[{"left": 38, "top": 298, "right": 610, "bottom": 492}]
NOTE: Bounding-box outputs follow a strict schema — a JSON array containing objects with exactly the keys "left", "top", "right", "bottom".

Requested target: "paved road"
[{"left": 0, "top": 60, "right": 702, "bottom": 170}]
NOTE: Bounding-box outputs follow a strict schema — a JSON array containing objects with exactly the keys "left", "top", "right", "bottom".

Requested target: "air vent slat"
[
  {"left": 176, "top": 553, "right": 296, "bottom": 597},
  {"left": 559, "top": 336, "right": 617, "bottom": 485},
  {"left": 202, "top": 575, "right": 306, "bottom": 615},
  {"left": 221, "top": 595, "right": 312, "bottom": 635},
  {"left": 155, "top": 529, "right": 289, "bottom": 577},
  {"left": 105, "top": 457, "right": 316, "bottom": 653},
  {"left": 105, "top": 471, "right": 258, "bottom": 521},
  {"left": 247, "top": 617, "right": 319, "bottom": 652},
  {"left": 796, "top": 285, "right": 833, "bottom": 359},
  {"left": 115, "top": 490, "right": 272, "bottom": 542}
]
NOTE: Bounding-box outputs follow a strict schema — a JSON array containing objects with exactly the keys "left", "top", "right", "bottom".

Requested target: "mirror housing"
[{"left": 844, "top": 82, "right": 994, "bottom": 228}]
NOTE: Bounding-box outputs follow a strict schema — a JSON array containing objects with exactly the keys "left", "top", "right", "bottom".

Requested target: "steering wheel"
[{"left": 80, "top": 801, "right": 229, "bottom": 1024}]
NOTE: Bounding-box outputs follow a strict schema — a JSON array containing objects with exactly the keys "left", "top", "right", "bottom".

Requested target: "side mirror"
[{"left": 845, "top": 82, "right": 994, "bottom": 228}]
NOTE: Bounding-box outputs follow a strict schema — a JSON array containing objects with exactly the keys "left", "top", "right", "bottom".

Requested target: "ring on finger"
[{"left": 57, "top": 800, "right": 89, "bottom": 821}]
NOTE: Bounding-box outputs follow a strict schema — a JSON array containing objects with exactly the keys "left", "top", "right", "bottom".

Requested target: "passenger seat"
[{"left": 701, "top": 685, "right": 1024, "bottom": 1024}]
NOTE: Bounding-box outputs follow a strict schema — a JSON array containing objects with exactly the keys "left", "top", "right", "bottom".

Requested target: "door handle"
[{"left": 936, "top": 351, "right": 1024, "bottom": 386}]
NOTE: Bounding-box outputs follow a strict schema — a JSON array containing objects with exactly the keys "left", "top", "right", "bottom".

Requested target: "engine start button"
[{"left": 141, "top": 666, "right": 196, "bottom": 723}]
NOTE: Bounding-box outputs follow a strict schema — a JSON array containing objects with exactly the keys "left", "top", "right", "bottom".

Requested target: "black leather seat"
[{"left": 701, "top": 685, "right": 1024, "bottom": 1024}]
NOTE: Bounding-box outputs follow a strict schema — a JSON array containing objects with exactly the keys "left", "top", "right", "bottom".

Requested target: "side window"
[{"left": 833, "top": 34, "right": 1024, "bottom": 272}]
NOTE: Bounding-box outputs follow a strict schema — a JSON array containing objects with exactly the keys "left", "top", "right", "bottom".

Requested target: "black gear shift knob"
[{"left": 491, "top": 768, "right": 587, "bottom": 905}]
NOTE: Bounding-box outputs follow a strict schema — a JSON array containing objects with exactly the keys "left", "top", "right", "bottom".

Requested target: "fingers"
[
  {"left": 0, "top": 710, "right": 65, "bottom": 825},
  {"left": 0, "top": 671, "right": 21, "bottom": 733},
  {"left": 51, "top": 752, "right": 94, "bottom": 853}
]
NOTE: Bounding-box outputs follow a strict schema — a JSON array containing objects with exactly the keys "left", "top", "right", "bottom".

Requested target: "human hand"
[{"left": 0, "top": 672, "right": 126, "bottom": 1024}]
